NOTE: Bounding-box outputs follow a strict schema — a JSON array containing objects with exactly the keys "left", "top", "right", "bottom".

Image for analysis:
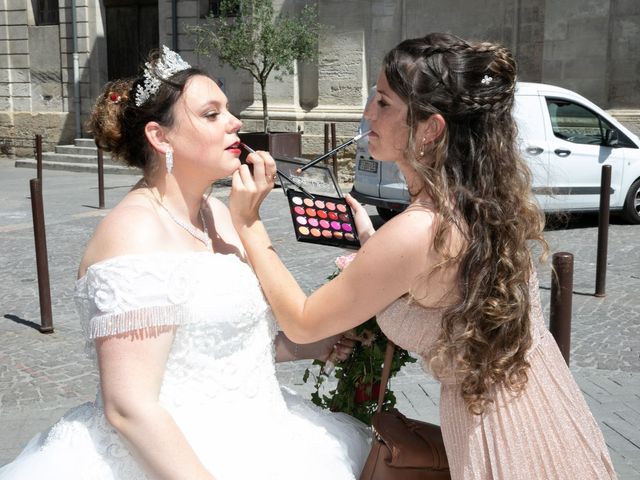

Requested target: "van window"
[{"left": 545, "top": 98, "right": 636, "bottom": 148}]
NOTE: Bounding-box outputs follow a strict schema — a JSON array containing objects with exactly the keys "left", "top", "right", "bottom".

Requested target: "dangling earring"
[
  {"left": 165, "top": 149, "right": 174, "bottom": 174},
  {"left": 419, "top": 138, "right": 426, "bottom": 157}
]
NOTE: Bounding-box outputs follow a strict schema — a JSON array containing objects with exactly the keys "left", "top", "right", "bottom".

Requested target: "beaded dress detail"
[
  {"left": 0, "top": 252, "right": 369, "bottom": 479},
  {"left": 377, "top": 269, "right": 617, "bottom": 480}
]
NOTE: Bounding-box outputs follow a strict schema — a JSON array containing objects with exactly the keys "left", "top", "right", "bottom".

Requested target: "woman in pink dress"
[{"left": 229, "top": 32, "right": 617, "bottom": 479}]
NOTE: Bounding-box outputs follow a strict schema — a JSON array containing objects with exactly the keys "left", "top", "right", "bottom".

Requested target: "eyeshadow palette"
[
  {"left": 285, "top": 189, "right": 360, "bottom": 249},
  {"left": 275, "top": 156, "right": 360, "bottom": 249}
]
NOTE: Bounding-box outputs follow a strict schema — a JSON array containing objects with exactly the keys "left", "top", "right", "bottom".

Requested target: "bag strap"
[{"left": 375, "top": 339, "right": 396, "bottom": 413}]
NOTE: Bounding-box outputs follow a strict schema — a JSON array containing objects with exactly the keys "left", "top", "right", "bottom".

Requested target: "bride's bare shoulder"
[{"left": 78, "top": 191, "right": 164, "bottom": 277}]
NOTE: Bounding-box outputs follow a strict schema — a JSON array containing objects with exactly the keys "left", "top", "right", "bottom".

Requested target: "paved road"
[{"left": 1, "top": 160, "right": 639, "bottom": 477}]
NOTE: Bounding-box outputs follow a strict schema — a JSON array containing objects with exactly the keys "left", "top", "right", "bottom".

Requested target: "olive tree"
[{"left": 188, "top": 0, "right": 321, "bottom": 132}]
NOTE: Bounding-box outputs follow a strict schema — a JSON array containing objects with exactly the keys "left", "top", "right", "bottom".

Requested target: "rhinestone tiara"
[{"left": 135, "top": 45, "right": 191, "bottom": 107}]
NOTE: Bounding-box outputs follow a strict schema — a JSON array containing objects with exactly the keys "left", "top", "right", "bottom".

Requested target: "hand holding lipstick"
[{"left": 229, "top": 146, "right": 278, "bottom": 228}]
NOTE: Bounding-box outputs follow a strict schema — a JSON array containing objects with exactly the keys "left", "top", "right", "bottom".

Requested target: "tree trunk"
[{"left": 260, "top": 81, "right": 269, "bottom": 133}]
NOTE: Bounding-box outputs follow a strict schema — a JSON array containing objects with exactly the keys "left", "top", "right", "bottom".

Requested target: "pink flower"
[{"left": 334, "top": 253, "right": 357, "bottom": 271}]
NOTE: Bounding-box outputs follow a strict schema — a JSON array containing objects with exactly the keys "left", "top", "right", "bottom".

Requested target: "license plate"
[{"left": 358, "top": 159, "right": 379, "bottom": 173}]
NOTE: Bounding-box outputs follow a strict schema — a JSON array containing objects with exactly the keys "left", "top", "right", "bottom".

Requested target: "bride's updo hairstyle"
[
  {"left": 87, "top": 49, "right": 209, "bottom": 172},
  {"left": 384, "top": 33, "right": 548, "bottom": 414}
]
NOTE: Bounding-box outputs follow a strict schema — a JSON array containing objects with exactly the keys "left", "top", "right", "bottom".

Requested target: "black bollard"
[
  {"left": 549, "top": 252, "right": 573, "bottom": 365},
  {"left": 35, "top": 134, "right": 43, "bottom": 182},
  {"left": 29, "top": 178, "right": 54, "bottom": 333},
  {"left": 595, "top": 164, "right": 611, "bottom": 297},
  {"left": 97, "top": 147, "right": 105, "bottom": 209}
]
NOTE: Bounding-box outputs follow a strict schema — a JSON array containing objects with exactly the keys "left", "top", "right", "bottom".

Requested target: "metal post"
[
  {"left": 35, "top": 134, "right": 43, "bottom": 182},
  {"left": 323, "top": 123, "right": 329, "bottom": 162},
  {"left": 595, "top": 164, "right": 611, "bottom": 297},
  {"left": 97, "top": 148, "right": 105, "bottom": 209},
  {"left": 71, "top": 0, "right": 81, "bottom": 139},
  {"left": 330, "top": 122, "right": 337, "bottom": 178},
  {"left": 29, "top": 178, "right": 54, "bottom": 333},
  {"left": 549, "top": 252, "right": 573, "bottom": 365}
]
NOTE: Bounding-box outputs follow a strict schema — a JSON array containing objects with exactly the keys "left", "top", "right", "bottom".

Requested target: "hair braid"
[{"left": 383, "top": 32, "right": 548, "bottom": 415}]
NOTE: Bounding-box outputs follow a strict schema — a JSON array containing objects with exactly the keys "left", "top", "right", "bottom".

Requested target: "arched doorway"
[{"left": 104, "top": 0, "right": 158, "bottom": 80}]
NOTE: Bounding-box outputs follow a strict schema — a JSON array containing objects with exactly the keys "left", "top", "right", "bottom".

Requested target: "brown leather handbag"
[{"left": 359, "top": 341, "right": 451, "bottom": 480}]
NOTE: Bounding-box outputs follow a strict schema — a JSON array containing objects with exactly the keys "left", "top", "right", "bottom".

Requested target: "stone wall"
[
  {"left": 1, "top": 0, "right": 639, "bottom": 158},
  {"left": 610, "top": 110, "right": 640, "bottom": 137},
  {"left": 542, "top": 0, "right": 640, "bottom": 109},
  {"left": 0, "top": 0, "right": 95, "bottom": 149}
]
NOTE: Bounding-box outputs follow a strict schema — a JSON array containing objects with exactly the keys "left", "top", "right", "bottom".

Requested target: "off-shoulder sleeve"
[
  {"left": 75, "top": 254, "right": 204, "bottom": 341},
  {"left": 84, "top": 304, "right": 198, "bottom": 339}
]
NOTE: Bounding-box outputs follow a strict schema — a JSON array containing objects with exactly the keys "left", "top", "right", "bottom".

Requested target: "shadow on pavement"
[{"left": 4, "top": 314, "right": 42, "bottom": 331}]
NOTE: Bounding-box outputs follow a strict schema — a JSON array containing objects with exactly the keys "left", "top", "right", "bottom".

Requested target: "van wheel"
[
  {"left": 376, "top": 207, "right": 401, "bottom": 221},
  {"left": 622, "top": 178, "right": 640, "bottom": 224}
]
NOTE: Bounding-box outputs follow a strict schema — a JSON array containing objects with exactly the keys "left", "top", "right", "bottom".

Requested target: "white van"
[{"left": 351, "top": 82, "right": 640, "bottom": 223}]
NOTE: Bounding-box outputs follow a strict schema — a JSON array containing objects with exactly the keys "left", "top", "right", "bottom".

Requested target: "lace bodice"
[{"left": 75, "top": 251, "right": 281, "bottom": 409}]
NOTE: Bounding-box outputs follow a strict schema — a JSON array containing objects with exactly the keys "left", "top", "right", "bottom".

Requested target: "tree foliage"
[{"left": 188, "top": 0, "right": 321, "bottom": 132}]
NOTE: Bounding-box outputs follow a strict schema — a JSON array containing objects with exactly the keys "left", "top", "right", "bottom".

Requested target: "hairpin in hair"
[
  {"left": 135, "top": 45, "right": 191, "bottom": 107},
  {"left": 108, "top": 92, "right": 122, "bottom": 104},
  {"left": 481, "top": 74, "right": 493, "bottom": 86}
]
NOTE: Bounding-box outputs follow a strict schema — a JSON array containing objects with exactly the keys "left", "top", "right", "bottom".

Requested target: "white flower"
[{"left": 481, "top": 74, "right": 493, "bottom": 86}]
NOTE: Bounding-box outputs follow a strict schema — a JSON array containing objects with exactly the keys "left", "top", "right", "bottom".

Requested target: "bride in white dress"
[{"left": 0, "top": 47, "right": 369, "bottom": 479}]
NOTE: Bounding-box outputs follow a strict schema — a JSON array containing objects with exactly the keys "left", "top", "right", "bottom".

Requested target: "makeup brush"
[
  {"left": 240, "top": 143, "right": 315, "bottom": 199},
  {"left": 295, "top": 130, "right": 371, "bottom": 174}
]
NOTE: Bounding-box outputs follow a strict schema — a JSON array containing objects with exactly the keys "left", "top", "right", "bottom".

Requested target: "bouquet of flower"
[{"left": 303, "top": 253, "right": 416, "bottom": 425}]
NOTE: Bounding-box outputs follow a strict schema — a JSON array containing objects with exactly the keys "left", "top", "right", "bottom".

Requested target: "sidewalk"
[{"left": 1, "top": 160, "right": 639, "bottom": 477}]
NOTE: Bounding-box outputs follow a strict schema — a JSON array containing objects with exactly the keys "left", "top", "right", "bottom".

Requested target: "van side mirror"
[{"left": 604, "top": 129, "right": 621, "bottom": 148}]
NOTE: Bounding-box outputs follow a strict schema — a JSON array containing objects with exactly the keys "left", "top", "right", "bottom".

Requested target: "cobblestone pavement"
[{"left": 1, "top": 160, "right": 639, "bottom": 477}]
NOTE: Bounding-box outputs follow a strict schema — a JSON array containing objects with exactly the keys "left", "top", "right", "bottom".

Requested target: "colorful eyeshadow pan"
[{"left": 285, "top": 189, "right": 360, "bottom": 249}]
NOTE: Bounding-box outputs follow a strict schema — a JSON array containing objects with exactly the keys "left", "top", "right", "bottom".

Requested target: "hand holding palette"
[{"left": 276, "top": 157, "right": 360, "bottom": 250}]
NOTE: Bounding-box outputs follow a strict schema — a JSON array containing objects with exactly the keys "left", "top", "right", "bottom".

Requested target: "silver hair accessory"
[
  {"left": 481, "top": 74, "right": 493, "bottom": 86},
  {"left": 165, "top": 150, "right": 174, "bottom": 174},
  {"left": 135, "top": 45, "right": 191, "bottom": 107}
]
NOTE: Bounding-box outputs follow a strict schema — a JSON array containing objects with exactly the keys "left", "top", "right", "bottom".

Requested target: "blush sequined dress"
[{"left": 377, "top": 269, "right": 617, "bottom": 480}]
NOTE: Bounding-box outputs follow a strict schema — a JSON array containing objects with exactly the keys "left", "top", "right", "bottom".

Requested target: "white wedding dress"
[{"left": 0, "top": 251, "right": 370, "bottom": 479}]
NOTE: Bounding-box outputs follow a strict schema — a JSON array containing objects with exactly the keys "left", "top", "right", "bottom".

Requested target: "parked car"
[{"left": 351, "top": 83, "right": 640, "bottom": 223}]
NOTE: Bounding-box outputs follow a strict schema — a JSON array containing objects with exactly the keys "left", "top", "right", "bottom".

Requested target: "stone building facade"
[{"left": 1, "top": 0, "right": 639, "bottom": 154}]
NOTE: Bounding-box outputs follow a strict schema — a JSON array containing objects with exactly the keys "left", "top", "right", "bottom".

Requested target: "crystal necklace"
[{"left": 143, "top": 181, "right": 212, "bottom": 249}]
